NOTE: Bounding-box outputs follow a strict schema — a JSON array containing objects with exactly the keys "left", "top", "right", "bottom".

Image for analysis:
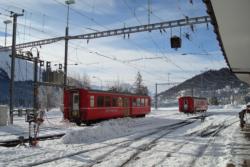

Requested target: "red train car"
[
  {"left": 64, "top": 88, "right": 151, "bottom": 125},
  {"left": 178, "top": 96, "right": 208, "bottom": 113}
]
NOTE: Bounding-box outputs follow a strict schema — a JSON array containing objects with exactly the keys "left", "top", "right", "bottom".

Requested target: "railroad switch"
[{"left": 25, "top": 110, "right": 45, "bottom": 146}]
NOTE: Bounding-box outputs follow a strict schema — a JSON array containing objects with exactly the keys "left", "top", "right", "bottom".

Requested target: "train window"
[
  {"left": 105, "top": 96, "right": 111, "bottom": 107},
  {"left": 118, "top": 97, "right": 123, "bottom": 107},
  {"left": 136, "top": 98, "right": 140, "bottom": 107},
  {"left": 133, "top": 98, "right": 137, "bottom": 107},
  {"left": 73, "top": 94, "right": 79, "bottom": 104},
  {"left": 141, "top": 98, "right": 145, "bottom": 106},
  {"left": 123, "top": 98, "right": 129, "bottom": 107},
  {"left": 184, "top": 99, "right": 187, "bottom": 104},
  {"left": 112, "top": 97, "right": 118, "bottom": 107},
  {"left": 90, "top": 96, "right": 94, "bottom": 107},
  {"left": 145, "top": 98, "right": 148, "bottom": 106},
  {"left": 97, "top": 96, "right": 104, "bottom": 107}
]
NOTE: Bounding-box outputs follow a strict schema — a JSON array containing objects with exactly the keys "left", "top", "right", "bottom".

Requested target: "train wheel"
[
  {"left": 85, "top": 121, "right": 92, "bottom": 126},
  {"left": 76, "top": 120, "right": 81, "bottom": 126},
  {"left": 138, "top": 114, "right": 145, "bottom": 118}
]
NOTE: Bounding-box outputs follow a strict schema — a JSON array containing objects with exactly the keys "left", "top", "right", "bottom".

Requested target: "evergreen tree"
[{"left": 134, "top": 72, "right": 148, "bottom": 95}]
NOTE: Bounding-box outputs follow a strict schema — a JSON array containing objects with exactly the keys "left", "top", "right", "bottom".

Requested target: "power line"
[
  {"left": 53, "top": 0, "right": 108, "bottom": 30},
  {"left": 121, "top": 0, "right": 187, "bottom": 72},
  {"left": 2, "top": 1, "right": 100, "bottom": 33}
]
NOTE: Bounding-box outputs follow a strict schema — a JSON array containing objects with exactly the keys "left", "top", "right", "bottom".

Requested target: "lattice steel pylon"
[{"left": 0, "top": 16, "right": 211, "bottom": 51}]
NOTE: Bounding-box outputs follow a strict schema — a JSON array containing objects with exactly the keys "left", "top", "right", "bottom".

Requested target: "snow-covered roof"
[{"left": 204, "top": 0, "right": 250, "bottom": 85}]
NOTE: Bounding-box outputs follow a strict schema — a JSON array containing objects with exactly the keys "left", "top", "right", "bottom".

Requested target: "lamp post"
[
  {"left": 64, "top": 0, "right": 75, "bottom": 89},
  {"left": 92, "top": 76, "right": 103, "bottom": 90},
  {"left": 3, "top": 20, "right": 12, "bottom": 46}
]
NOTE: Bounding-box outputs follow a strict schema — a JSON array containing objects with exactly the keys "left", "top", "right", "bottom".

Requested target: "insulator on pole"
[{"left": 40, "top": 61, "right": 44, "bottom": 67}]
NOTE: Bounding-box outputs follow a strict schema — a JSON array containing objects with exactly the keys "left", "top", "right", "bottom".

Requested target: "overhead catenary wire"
[
  {"left": 2, "top": 1, "right": 101, "bottom": 33},
  {"left": 0, "top": 2, "right": 181, "bottom": 81},
  {"left": 135, "top": 0, "right": 218, "bottom": 70},
  {"left": 52, "top": 0, "right": 108, "bottom": 30},
  {"left": 0, "top": 1, "right": 212, "bottom": 87},
  {"left": 121, "top": 0, "right": 188, "bottom": 73}
]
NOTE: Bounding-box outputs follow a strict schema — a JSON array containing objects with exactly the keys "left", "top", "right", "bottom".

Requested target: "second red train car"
[
  {"left": 178, "top": 96, "right": 208, "bottom": 113},
  {"left": 64, "top": 88, "right": 151, "bottom": 125}
]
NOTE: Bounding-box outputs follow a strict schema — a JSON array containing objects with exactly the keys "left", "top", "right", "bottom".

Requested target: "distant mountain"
[{"left": 158, "top": 68, "right": 250, "bottom": 106}]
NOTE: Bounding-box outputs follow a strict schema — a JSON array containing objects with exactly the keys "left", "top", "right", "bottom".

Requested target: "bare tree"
[
  {"left": 38, "top": 86, "right": 62, "bottom": 111},
  {"left": 108, "top": 79, "right": 132, "bottom": 93},
  {"left": 80, "top": 73, "right": 91, "bottom": 89}
]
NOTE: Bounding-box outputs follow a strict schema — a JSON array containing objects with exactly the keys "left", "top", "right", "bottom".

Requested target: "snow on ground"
[
  {"left": 0, "top": 108, "right": 71, "bottom": 142},
  {"left": 0, "top": 106, "right": 249, "bottom": 167}
]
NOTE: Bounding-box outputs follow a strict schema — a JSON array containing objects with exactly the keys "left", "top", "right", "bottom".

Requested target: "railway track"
[
  {"left": 1, "top": 119, "right": 195, "bottom": 167},
  {"left": 0, "top": 126, "right": 64, "bottom": 138},
  {"left": 187, "top": 117, "right": 239, "bottom": 167},
  {"left": 117, "top": 116, "right": 211, "bottom": 167},
  {"left": 0, "top": 114, "right": 213, "bottom": 166},
  {"left": 117, "top": 117, "right": 238, "bottom": 167},
  {"left": 0, "top": 133, "right": 65, "bottom": 147},
  {"left": 0, "top": 114, "right": 209, "bottom": 148},
  {"left": 85, "top": 120, "right": 196, "bottom": 167},
  {"left": 118, "top": 121, "right": 193, "bottom": 167},
  {"left": 153, "top": 141, "right": 190, "bottom": 166}
]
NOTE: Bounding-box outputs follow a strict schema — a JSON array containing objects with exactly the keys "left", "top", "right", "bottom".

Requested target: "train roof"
[
  {"left": 179, "top": 96, "right": 207, "bottom": 100},
  {"left": 66, "top": 88, "right": 150, "bottom": 97}
]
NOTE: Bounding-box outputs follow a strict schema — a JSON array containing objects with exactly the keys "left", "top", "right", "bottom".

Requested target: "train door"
[
  {"left": 70, "top": 92, "right": 80, "bottom": 120},
  {"left": 123, "top": 97, "right": 130, "bottom": 116},
  {"left": 183, "top": 98, "right": 188, "bottom": 112}
]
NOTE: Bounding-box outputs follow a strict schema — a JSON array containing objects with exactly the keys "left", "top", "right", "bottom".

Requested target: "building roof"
[{"left": 203, "top": 0, "right": 250, "bottom": 84}]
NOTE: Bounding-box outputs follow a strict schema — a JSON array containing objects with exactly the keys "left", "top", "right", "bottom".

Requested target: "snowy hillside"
[{"left": 158, "top": 68, "right": 250, "bottom": 106}]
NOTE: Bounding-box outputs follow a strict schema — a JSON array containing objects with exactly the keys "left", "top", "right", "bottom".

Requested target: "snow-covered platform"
[{"left": 228, "top": 122, "right": 250, "bottom": 167}]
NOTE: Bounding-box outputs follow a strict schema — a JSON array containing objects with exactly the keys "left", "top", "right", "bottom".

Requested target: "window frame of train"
[
  {"left": 141, "top": 98, "right": 145, "bottom": 106},
  {"left": 145, "top": 98, "right": 148, "bottom": 106},
  {"left": 90, "top": 95, "right": 95, "bottom": 107},
  {"left": 112, "top": 97, "right": 118, "bottom": 107},
  {"left": 136, "top": 98, "right": 141, "bottom": 107},
  {"left": 123, "top": 98, "right": 129, "bottom": 107},
  {"left": 133, "top": 98, "right": 137, "bottom": 107},
  {"left": 118, "top": 97, "right": 123, "bottom": 107},
  {"left": 72, "top": 92, "right": 79, "bottom": 111},
  {"left": 97, "top": 96, "right": 104, "bottom": 107},
  {"left": 105, "top": 96, "right": 111, "bottom": 107}
]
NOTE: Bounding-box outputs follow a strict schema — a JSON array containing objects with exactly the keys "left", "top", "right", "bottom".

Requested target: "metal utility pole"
[
  {"left": 3, "top": 20, "right": 12, "bottom": 46},
  {"left": 64, "top": 0, "right": 75, "bottom": 89},
  {"left": 148, "top": 0, "right": 151, "bottom": 24},
  {"left": 9, "top": 11, "right": 24, "bottom": 124},
  {"left": 167, "top": 73, "right": 171, "bottom": 83},
  {"left": 155, "top": 83, "right": 158, "bottom": 109},
  {"left": 30, "top": 48, "right": 39, "bottom": 113},
  {"left": 155, "top": 82, "right": 181, "bottom": 109},
  {"left": 191, "top": 86, "right": 194, "bottom": 97}
]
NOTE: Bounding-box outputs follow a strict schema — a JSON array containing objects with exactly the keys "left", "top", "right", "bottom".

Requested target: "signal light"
[{"left": 170, "top": 36, "right": 182, "bottom": 49}]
